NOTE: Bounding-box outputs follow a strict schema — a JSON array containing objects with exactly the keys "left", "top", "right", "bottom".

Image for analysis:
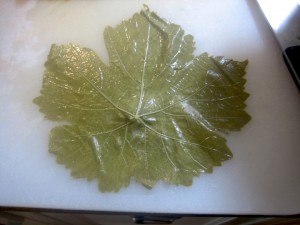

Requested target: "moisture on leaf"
[{"left": 33, "top": 5, "right": 251, "bottom": 192}]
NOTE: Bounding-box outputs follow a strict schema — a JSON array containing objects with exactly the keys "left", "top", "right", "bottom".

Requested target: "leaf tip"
[{"left": 142, "top": 4, "right": 150, "bottom": 12}]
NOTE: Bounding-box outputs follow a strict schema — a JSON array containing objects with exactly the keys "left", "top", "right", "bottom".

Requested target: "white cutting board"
[{"left": 1, "top": 0, "right": 300, "bottom": 215}]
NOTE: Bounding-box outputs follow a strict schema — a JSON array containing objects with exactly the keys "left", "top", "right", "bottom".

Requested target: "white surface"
[
  {"left": 257, "top": 0, "right": 299, "bottom": 30},
  {"left": 1, "top": 0, "right": 300, "bottom": 215}
]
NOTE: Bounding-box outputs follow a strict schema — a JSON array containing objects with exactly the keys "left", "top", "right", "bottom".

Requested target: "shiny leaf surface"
[{"left": 34, "top": 6, "right": 251, "bottom": 192}]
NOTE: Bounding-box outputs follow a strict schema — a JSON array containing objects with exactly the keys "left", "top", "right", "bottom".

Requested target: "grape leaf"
[{"left": 33, "top": 6, "right": 251, "bottom": 192}]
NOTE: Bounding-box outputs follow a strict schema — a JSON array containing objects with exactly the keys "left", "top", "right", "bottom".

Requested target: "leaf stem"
[
  {"left": 82, "top": 74, "right": 135, "bottom": 118},
  {"left": 135, "top": 23, "right": 151, "bottom": 117},
  {"left": 73, "top": 122, "right": 131, "bottom": 138},
  {"left": 139, "top": 119, "right": 212, "bottom": 150},
  {"left": 140, "top": 75, "right": 222, "bottom": 117}
]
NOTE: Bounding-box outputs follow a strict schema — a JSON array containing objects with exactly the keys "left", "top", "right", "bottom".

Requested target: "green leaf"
[{"left": 33, "top": 6, "right": 251, "bottom": 192}]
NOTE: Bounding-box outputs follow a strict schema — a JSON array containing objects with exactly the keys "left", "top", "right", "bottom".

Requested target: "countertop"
[{"left": 0, "top": 0, "right": 300, "bottom": 215}]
